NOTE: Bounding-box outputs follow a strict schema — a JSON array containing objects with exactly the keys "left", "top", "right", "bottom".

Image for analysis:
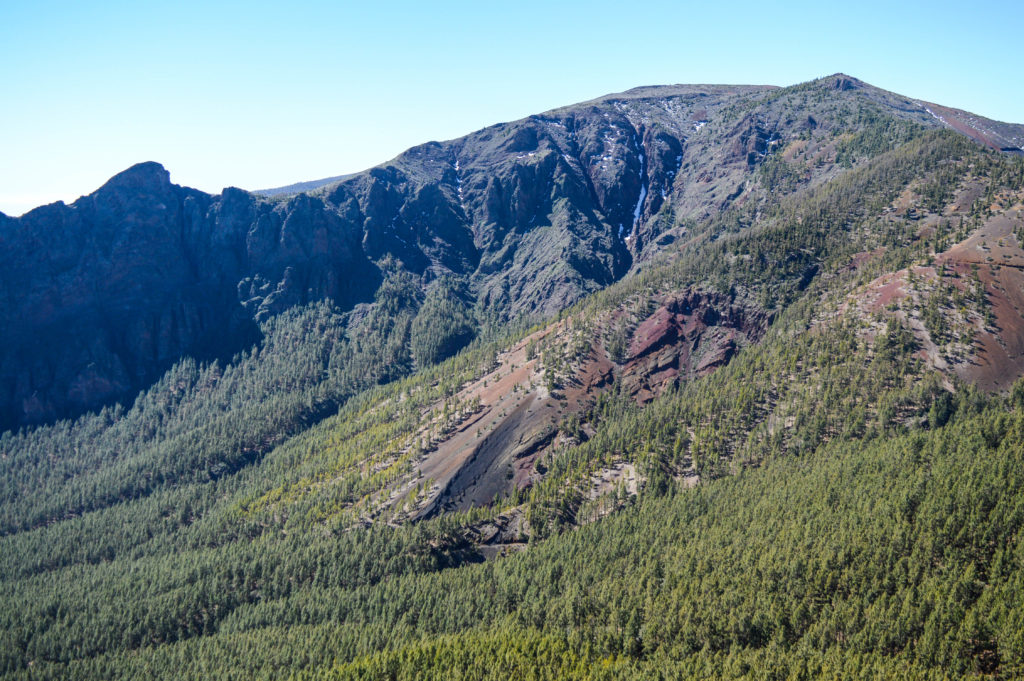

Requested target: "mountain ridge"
[
  {"left": 2, "top": 74, "right": 1022, "bottom": 429},
  {"left": 251, "top": 74, "right": 1023, "bottom": 198},
  {"left": 2, "top": 73, "right": 1024, "bottom": 680}
]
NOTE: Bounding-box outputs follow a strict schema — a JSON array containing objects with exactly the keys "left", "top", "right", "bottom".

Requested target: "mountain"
[
  {"left": 253, "top": 173, "right": 357, "bottom": 197},
  {"left": 2, "top": 74, "right": 1024, "bottom": 680},
  {"left": 4, "top": 74, "right": 1022, "bottom": 431}
]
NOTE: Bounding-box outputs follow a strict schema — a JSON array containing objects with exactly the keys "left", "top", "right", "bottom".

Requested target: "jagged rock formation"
[
  {"left": 623, "top": 292, "right": 771, "bottom": 401},
  {"left": 2, "top": 74, "right": 1023, "bottom": 428},
  {"left": 0, "top": 163, "right": 377, "bottom": 427}
]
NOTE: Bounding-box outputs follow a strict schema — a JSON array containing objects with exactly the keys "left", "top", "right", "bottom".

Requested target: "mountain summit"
[{"left": 1, "top": 75, "right": 1022, "bottom": 429}]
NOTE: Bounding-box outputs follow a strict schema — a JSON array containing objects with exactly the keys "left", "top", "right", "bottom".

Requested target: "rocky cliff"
[{"left": 2, "top": 74, "right": 1022, "bottom": 428}]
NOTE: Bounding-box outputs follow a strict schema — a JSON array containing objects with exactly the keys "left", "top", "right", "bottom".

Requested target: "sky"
[{"left": 2, "top": 0, "right": 1021, "bottom": 216}]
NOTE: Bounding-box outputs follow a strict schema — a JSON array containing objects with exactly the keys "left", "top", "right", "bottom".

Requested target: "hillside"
[
  {"left": 1, "top": 75, "right": 1024, "bottom": 679},
  {"left": 4, "top": 74, "right": 1023, "bottom": 430}
]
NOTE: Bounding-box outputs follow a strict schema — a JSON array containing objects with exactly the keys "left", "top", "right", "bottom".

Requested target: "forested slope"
[
  {"left": 2, "top": 77, "right": 1024, "bottom": 679},
  {"left": 4, "top": 74, "right": 1022, "bottom": 430}
]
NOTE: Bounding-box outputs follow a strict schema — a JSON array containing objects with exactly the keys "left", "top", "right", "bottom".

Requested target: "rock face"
[
  {"left": 622, "top": 292, "right": 771, "bottom": 402},
  {"left": 3, "top": 74, "right": 1023, "bottom": 429},
  {"left": 0, "top": 164, "right": 377, "bottom": 428}
]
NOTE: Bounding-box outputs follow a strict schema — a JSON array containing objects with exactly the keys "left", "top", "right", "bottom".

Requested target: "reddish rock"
[{"left": 622, "top": 291, "right": 770, "bottom": 401}]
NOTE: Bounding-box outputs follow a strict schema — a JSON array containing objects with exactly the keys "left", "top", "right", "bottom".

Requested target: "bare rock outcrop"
[{"left": 622, "top": 291, "right": 771, "bottom": 401}]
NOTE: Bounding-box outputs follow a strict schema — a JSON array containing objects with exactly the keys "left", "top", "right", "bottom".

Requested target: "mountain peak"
[
  {"left": 3, "top": 76, "right": 1023, "bottom": 430},
  {"left": 817, "top": 73, "right": 864, "bottom": 91},
  {"left": 100, "top": 161, "right": 172, "bottom": 193}
]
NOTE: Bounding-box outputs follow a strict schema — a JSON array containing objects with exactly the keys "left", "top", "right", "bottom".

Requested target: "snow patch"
[
  {"left": 452, "top": 158, "right": 467, "bottom": 214},
  {"left": 630, "top": 138, "right": 647, "bottom": 237},
  {"left": 757, "top": 132, "right": 780, "bottom": 158},
  {"left": 923, "top": 106, "right": 947, "bottom": 126},
  {"left": 668, "top": 154, "right": 683, "bottom": 179},
  {"left": 632, "top": 184, "right": 647, "bottom": 225}
]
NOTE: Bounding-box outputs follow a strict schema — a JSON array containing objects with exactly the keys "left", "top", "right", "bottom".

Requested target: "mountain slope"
[
  {"left": 4, "top": 74, "right": 1023, "bottom": 430},
  {"left": 2, "top": 74, "right": 1024, "bottom": 679}
]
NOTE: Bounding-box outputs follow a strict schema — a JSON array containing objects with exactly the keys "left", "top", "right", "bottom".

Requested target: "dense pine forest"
[{"left": 2, "top": 76, "right": 1024, "bottom": 679}]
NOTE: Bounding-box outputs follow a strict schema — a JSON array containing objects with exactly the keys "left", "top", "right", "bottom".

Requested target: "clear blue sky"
[{"left": 2, "top": 0, "right": 1021, "bottom": 216}]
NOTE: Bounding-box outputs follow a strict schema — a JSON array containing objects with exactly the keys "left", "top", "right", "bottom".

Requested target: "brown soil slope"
[{"left": 388, "top": 291, "right": 768, "bottom": 522}]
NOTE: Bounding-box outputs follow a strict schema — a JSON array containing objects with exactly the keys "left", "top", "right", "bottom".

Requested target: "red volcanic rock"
[
  {"left": 630, "top": 306, "right": 679, "bottom": 358},
  {"left": 622, "top": 291, "right": 770, "bottom": 401}
]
